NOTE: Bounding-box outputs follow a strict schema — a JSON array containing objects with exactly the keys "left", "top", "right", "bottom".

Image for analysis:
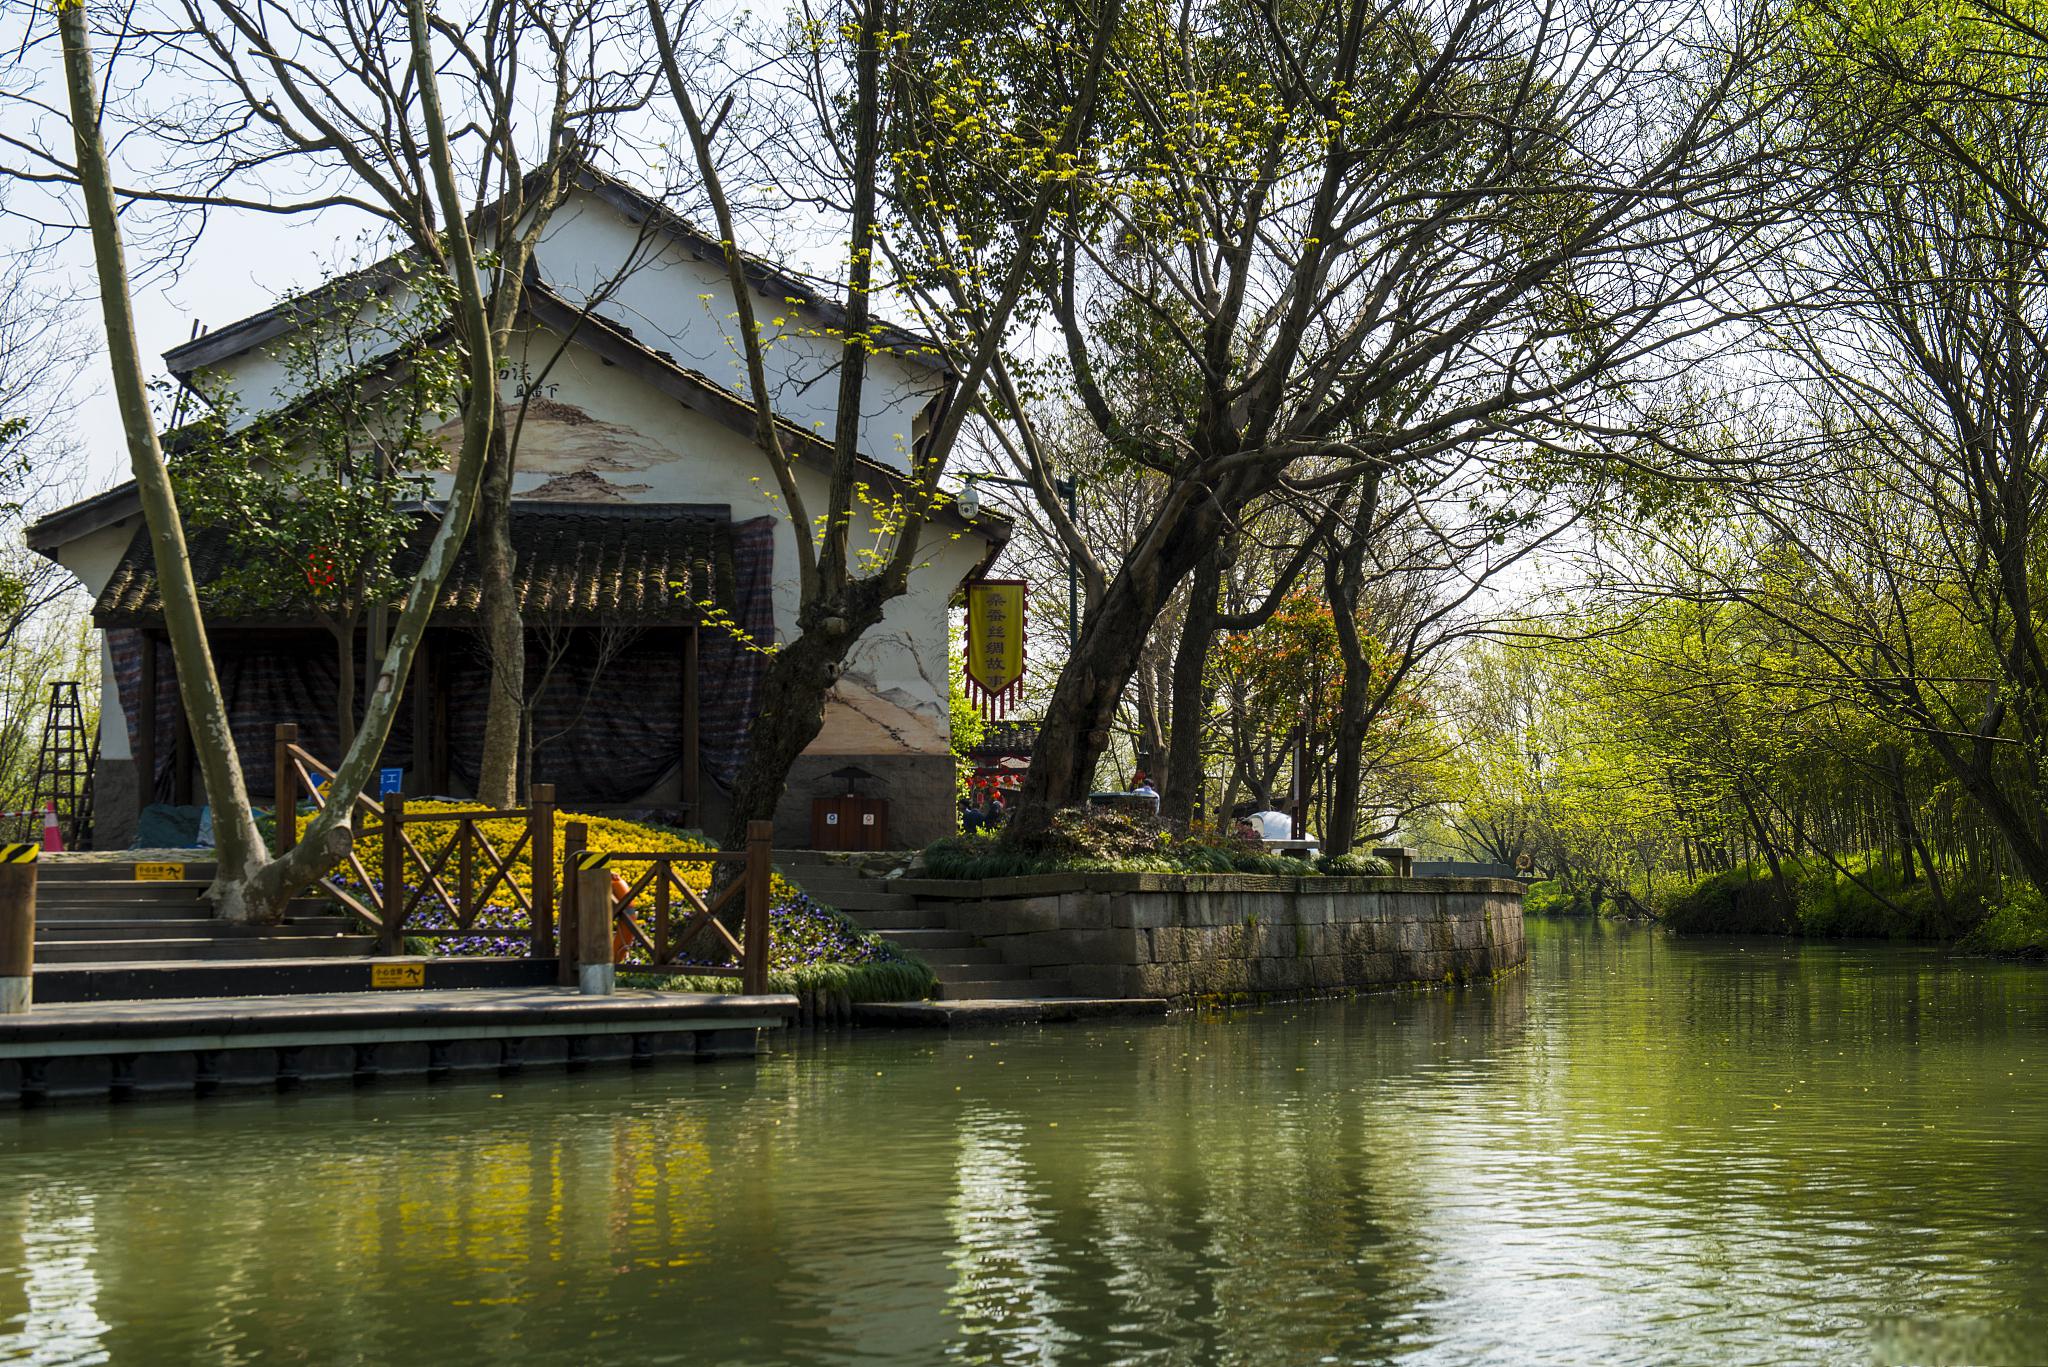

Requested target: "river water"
[{"left": 4, "top": 920, "right": 2047, "bottom": 1365}]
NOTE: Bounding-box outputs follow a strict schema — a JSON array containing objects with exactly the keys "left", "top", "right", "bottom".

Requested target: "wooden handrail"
[
  {"left": 560, "top": 820, "right": 775, "bottom": 991},
  {"left": 274, "top": 726, "right": 557, "bottom": 958}
]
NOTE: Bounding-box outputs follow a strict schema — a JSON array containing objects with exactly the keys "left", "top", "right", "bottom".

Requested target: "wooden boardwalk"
[{"left": 0, "top": 986, "right": 796, "bottom": 1105}]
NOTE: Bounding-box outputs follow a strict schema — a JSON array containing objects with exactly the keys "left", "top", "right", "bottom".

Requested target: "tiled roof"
[{"left": 94, "top": 503, "right": 736, "bottom": 628}]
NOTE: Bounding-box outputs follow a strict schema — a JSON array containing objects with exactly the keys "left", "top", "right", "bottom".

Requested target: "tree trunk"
[
  {"left": 1323, "top": 471, "right": 1381, "bottom": 856},
  {"left": 1004, "top": 480, "right": 1238, "bottom": 843},
  {"left": 718, "top": 631, "right": 844, "bottom": 849},
  {"left": 57, "top": 6, "right": 267, "bottom": 907},
  {"left": 332, "top": 620, "right": 357, "bottom": 754},
  {"left": 475, "top": 421, "right": 523, "bottom": 805},
  {"left": 1160, "top": 549, "right": 1221, "bottom": 829}
]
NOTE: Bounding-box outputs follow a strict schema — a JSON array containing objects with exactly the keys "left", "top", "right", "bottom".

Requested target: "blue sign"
[{"left": 379, "top": 767, "right": 405, "bottom": 796}]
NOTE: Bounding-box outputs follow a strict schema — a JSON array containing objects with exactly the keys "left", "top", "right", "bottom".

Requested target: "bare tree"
[
  {"left": 646, "top": 0, "right": 1124, "bottom": 848},
  {"left": 931, "top": 0, "right": 1803, "bottom": 842}
]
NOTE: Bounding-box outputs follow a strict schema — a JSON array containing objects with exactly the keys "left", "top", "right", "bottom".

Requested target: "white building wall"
[{"left": 417, "top": 321, "right": 979, "bottom": 759}]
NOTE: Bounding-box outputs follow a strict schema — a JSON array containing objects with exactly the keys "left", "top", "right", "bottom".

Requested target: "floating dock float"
[{"left": 0, "top": 986, "right": 796, "bottom": 1105}]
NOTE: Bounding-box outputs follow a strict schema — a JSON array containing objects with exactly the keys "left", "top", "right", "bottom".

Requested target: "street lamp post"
[{"left": 957, "top": 472, "right": 1080, "bottom": 647}]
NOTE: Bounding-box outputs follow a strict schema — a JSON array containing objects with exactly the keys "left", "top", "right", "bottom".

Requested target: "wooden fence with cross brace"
[
  {"left": 561, "top": 819, "right": 773, "bottom": 995},
  {"left": 273, "top": 725, "right": 556, "bottom": 958}
]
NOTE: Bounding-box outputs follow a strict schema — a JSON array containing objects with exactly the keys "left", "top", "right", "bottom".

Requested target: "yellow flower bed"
[{"left": 302, "top": 802, "right": 799, "bottom": 907}]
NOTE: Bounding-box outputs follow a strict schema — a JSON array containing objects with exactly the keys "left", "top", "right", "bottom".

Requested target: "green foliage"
[
  {"left": 167, "top": 259, "right": 462, "bottom": 631},
  {"left": 1523, "top": 879, "right": 1592, "bottom": 917},
  {"left": 1957, "top": 886, "right": 2048, "bottom": 959},
  {"left": 1657, "top": 856, "right": 1976, "bottom": 940},
  {"left": 1316, "top": 851, "right": 1393, "bottom": 877}
]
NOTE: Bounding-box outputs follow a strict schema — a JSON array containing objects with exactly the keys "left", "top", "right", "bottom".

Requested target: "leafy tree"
[{"left": 168, "top": 267, "right": 461, "bottom": 750}]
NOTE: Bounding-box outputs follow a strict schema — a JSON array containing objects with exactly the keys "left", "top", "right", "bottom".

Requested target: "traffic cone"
[{"left": 40, "top": 802, "right": 62, "bottom": 854}]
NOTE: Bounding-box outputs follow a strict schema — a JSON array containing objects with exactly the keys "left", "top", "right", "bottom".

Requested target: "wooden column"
[
  {"left": 380, "top": 793, "right": 406, "bottom": 955},
  {"left": 742, "top": 819, "right": 772, "bottom": 996},
  {"left": 411, "top": 632, "right": 432, "bottom": 797},
  {"left": 173, "top": 691, "right": 194, "bottom": 807},
  {"left": 681, "top": 626, "right": 701, "bottom": 817},
  {"left": 137, "top": 632, "right": 158, "bottom": 805},
  {"left": 529, "top": 783, "right": 556, "bottom": 958},
  {"left": 558, "top": 821, "right": 586, "bottom": 987},
  {"left": 430, "top": 651, "right": 450, "bottom": 794},
  {"left": 273, "top": 724, "right": 298, "bottom": 856},
  {"left": 575, "top": 863, "right": 615, "bottom": 996},
  {"left": 0, "top": 845, "right": 36, "bottom": 1014}
]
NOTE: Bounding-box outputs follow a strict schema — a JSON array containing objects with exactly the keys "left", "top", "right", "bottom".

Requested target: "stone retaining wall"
[{"left": 928, "top": 874, "right": 1525, "bottom": 1001}]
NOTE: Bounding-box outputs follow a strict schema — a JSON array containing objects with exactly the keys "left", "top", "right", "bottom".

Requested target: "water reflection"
[{"left": 1, "top": 924, "right": 2046, "bottom": 1365}]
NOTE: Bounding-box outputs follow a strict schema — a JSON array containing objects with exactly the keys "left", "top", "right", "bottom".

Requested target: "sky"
[{"left": 29, "top": 204, "right": 382, "bottom": 505}]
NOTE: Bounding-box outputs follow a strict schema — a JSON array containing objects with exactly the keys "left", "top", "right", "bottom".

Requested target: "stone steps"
[
  {"left": 872, "top": 928, "right": 976, "bottom": 952},
  {"left": 934, "top": 978, "right": 1072, "bottom": 1000},
  {"left": 29, "top": 863, "right": 374, "bottom": 966},
  {"left": 37, "top": 917, "right": 361, "bottom": 942},
  {"left": 839, "top": 906, "right": 952, "bottom": 931},
  {"left": 787, "top": 857, "right": 1113, "bottom": 1009},
  {"left": 36, "top": 935, "right": 376, "bottom": 964}
]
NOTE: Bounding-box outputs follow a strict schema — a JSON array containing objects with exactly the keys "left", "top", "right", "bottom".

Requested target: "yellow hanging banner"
[{"left": 964, "top": 580, "right": 1027, "bottom": 717}]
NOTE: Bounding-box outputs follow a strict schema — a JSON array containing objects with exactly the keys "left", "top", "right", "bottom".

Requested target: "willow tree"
[
  {"left": 907, "top": 0, "right": 1803, "bottom": 842},
  {"left": 41, "top": 0, "right": 605, "bottom": 919}
]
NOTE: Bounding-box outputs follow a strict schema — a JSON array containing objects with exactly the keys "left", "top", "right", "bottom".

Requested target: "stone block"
[
  {"left": 951, "top": 896, "right": 1067, "bottom": 937},
  {"left": 1251, "top": 955, "right": 1312, "bottom": 994},
  {"left": 1066, "top": 963, "right": 1136, "bottom": 997},
  {"left": 1185, "top": 956, "right": 1253, "bottom": 996},
  {"left": 1128, "top": 961, "right": 1187, "bottom": 998},
  {"left": 992, "top": 930, "right": 1080, "bottom": 967}
]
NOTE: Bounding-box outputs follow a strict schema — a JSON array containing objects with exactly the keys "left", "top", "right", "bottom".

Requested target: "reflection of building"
[
  {"left": 26, "top": 168, "right": 1007, "bottom": 849},
  {"left": 964, "top": 721, "right": 1037, "bottom": 802}
]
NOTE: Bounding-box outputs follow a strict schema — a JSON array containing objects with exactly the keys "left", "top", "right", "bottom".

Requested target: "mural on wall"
[{"left": 812, "top": 628, "right": 949, "bottom": 756}]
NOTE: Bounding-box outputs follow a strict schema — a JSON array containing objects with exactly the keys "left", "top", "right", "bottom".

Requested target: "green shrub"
[
  {"left": 1316, "top": 851, "right": 1393, "bottom": 877},
  {"left": 1957, "top": 885, "right": 2048, "bottom": 958},
  {"left": 1659, "top": 855, "right": 1982, "bottom": 940},
  {"left": 1524, "top": 879, "right": 1594, "bottom": 916}
]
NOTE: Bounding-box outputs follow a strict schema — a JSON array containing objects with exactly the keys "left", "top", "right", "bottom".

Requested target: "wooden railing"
[
  {"left": 273, "top": 724, "right": 556, "bottom": 957},
  {"left": 563, "top": 819, "right": 772, "bottom": 995}
]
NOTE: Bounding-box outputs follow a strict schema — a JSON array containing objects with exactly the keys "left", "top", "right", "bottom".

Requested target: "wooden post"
[
  {"left": 575, "top": 863, "right": 615, "bottom": 995},
  {"left": 559, "top": 821, "right": 586, "bottom": 987},
  {"left": 411, "top": 633, "right": 432, "bottom": 796},
  {"left": 681, "top": 627, "right": 701, "bottom": 817},
  {"left": 173, "top": 692, "right": 193, "bottom": 806},
  {"left": 743, "top": 819, "right": 772, "bottom": 996},
  {"left": 380, "top": 792, "right": 406, "bottom": 955},
  {"left": 273, "top": 723, "right": 299, "bottom": 856},
  {"left": 138, "top": 632, "right": 158, "bottom": 804},
  {"left": 0, "top": 845, "right": 36, "bottom": 1014},
  {"left": 457, "top": 814, "right": 474, "bottom": 932},
  {"left": 530, "top": 783, "right": 556, "bottom": 958}
]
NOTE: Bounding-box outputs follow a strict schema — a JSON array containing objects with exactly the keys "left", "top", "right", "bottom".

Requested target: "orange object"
[
  {"left": 40, "top": 802, "right": 62, "bottom": 854},
  {"left": 609, "top": 870, "right": 635, "bottom": 962}
]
